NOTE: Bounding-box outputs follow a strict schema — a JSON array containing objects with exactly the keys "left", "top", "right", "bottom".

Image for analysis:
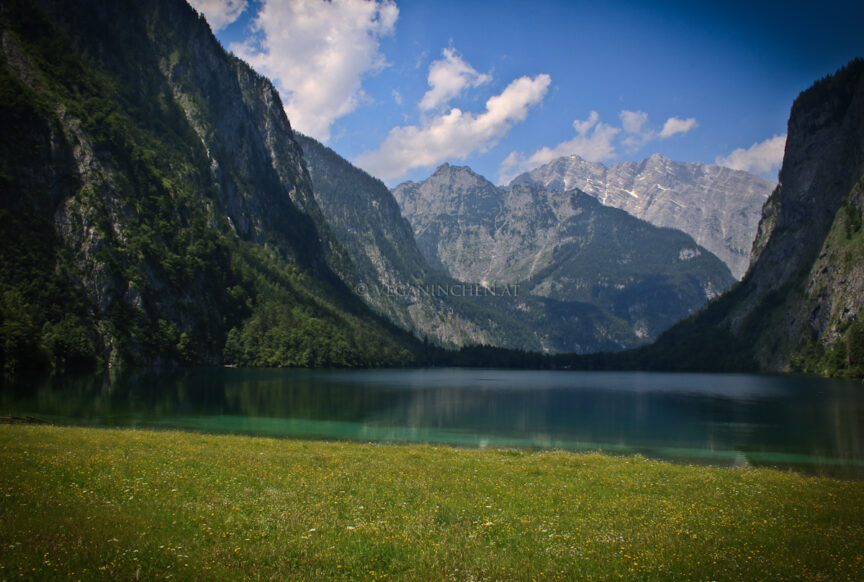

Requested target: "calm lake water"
[{"left": 2, "top": 368, "right": 863, "bottom": 476}]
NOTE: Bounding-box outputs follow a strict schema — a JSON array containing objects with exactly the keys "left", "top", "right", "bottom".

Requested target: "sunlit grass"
[{"left": 1, "top": 425, "right": 862, "bottom": 580}]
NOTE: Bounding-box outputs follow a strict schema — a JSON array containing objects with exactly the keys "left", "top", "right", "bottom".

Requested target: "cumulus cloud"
[
  {"left": 620, "top": 109, "right": 652, "bottom": 149},
  {"left": 418, "top": 48, "right": 492, "bottom": 111},
  {"left": 620, "top": 110, "right": 649, "bottom": 134},
  {"left": 619, "top": 111, "right": 697, "bottom": 148},
  {"left": 355, "top": 74, "right": 551, "bottom": 181},
  {"left": 660, "top": 116, "right": 698, "bottom": 138},
  {"left": 716, "top": 134, "right": 787, "bottom": 174},
  {"left": 498, "top": 111, "right": 620, "bottom": 184},
  {"left": 230, "top": 0, "right": 398, "bottom": 142},
  {"left": 188, "top": 0, "right": 248, "bottom": 31}
]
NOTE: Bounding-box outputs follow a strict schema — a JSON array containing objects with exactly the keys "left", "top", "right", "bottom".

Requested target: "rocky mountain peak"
[
  {"left": 428, "top": 162, "right": 491, "bottom": 189},
  {"left": 394, "top": 162, "right": 735, "bottom": 343},
  {"left": 513, "top": 153, "right": 775, "bottom": 278},
  {"left": 645, "top": 152, "right": 668, "bottom": 164}
]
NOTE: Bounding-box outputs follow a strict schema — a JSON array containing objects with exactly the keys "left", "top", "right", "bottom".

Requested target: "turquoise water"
[{"left": 2, "top": 368, "right": 863, "bottom": 475}]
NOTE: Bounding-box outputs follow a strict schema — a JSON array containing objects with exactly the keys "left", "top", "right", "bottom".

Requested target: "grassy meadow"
[{"left": 1, "top": 424, "right": 863, "bottom": 580}]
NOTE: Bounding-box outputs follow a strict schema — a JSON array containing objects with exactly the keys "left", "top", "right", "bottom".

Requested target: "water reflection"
[{"left": 2, "top": 368, "right": 863, "bottom": 476}]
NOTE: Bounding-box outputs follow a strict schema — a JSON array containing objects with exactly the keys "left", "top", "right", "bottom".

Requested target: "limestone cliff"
[
  {"left": 730, "top": 58, "right": 864, "bottom": 372},
  {"left": 513, "top": 154, "right": 776, "bottom": 279}
]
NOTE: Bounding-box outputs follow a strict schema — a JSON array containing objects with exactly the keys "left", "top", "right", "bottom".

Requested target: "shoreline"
[{"left": 2, "top": 413, "right": 863, "bottom": 480}]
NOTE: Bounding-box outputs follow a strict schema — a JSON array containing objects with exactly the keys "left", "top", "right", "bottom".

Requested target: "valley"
[
  {"left": 1, "top": 3, "right": 863, "bottom": 580},
  {"left": 0, "top": 0, "right": 861, "bottom": 378}
]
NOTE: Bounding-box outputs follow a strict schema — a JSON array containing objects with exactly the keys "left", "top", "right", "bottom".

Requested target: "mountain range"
[
  {"left": 512, "top": 154, "right": 776, "bottom": 279},
  {"left": 1, "top": 0, "right": 861, "bottom": 377},
  {"left": 394, "top": 164, "right": 736, "bottom": 341},
  {"left": 298, "top": 133, "right": 653, "bottom": 354},
  {"left": 568, "top": 58, "right": 864, "bottom": 377}
]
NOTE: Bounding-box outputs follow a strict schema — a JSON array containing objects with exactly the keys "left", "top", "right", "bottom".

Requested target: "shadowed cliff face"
[
  {"left": 745, "top": 62, "right": 864, "bottom": 302},
  {"left": 733, "top": 58, "right": 864, "bottom": 371},
  {"left": 0, "top": 0, "right": 416, "bottom": 370},
  {"left": 630, "top": 59, "right": 864, "bottom": 375},
  {"left": 18, "top": 0, "right": 331, "bottom": 269}
]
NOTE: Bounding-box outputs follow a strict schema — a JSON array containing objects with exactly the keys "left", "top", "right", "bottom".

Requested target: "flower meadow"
[{"left": 1, "top": 425, "right": 863, "bottom": 580}]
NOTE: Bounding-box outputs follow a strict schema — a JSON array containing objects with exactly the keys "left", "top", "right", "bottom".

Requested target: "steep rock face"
[
  {"left": 631, "top": 59, "right": 864, "bottom": 375},
  {"left": 0, "top": 0, "right": 415, "bottom": 369},
  {"left": 394, "top": 164, "right": 502, "bottom": 280},
  {"left": 513, "top": 154, "right": 776, "bottom": 279},
  {"left": 727, "top": 59, "right": 864, "bottom": 371},
  {"left": 394, "top": 164, "right": 736, "bottom": 339}
]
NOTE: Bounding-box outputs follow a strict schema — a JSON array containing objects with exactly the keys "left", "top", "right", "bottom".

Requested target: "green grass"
[{"left": 1, "top": 426, "right": 863, "bottom": 580}]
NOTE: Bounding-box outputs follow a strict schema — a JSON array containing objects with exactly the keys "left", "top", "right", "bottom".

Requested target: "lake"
[{"left": 2, "top": 368, "right": 863, "bottom": 476}]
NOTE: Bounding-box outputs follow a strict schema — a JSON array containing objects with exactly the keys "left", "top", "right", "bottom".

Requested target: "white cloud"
[
  {"left": 620, "top": 109, "right": 651, "bottom": 149},
  {"left": 716, "top": 134, "right": 787, "bottom": 174},
  {"left": 187, "top": 0, "right": 248, "bottom": 32},
  {"left": 660, "top": 116, "right": 698, "bottom": 138},
  {"left": 355, "top": 74, "right": 551, "bottom": 181},
  {"left": 230, "top": 0, "right": 398, "bottom": 142},
  {"left": 620, "top": 110, "right": 649, "bottom": 134},
  {"left": 392, "top": 89, "right": 403, "bottom": 105},
  {"left": 572, "top": 110, "right": 601, "bottom": 135},
  {"left": 498, "top": 111, "right": 619, "bottom": 184},
  {"left": 418, "top": 48, "right": 491, "bottom": 111},
  {"left": 620, "top": 111, "right": 696, "bottom": 147}
]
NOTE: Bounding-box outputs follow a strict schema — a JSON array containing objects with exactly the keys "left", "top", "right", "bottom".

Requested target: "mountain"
[
  {"left": 394, "top": 164, "right": 736, "bottom": 340},
  {"left": 0, "top": 0, "right": 419, "bottom": 371},
  {"left": 512, "top": 153, "right": 776, "bottom": 279},
  {"left": 577, "top": 58, "right": 864, "bottom": 376},
  {"left": 394, "top": 164, "right": 504, "bottom": 281},
  {"left": 296, "top": 134, "right": 644, "bottom": 354},
  {"left": 296, "top": 132, "right": 515, "bottom": 348}
]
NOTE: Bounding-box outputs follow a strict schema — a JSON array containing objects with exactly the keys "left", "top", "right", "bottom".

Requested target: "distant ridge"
[
  {"left": 393, "top": 163, "right": 736, "bottom": 342},
  {"left": 512, "top": 153, "right": 776, "bottom": 279}
]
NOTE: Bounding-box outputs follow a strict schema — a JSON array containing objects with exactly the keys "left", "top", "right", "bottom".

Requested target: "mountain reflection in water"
[{"left": 3, "top": 368, "right": 862, "bottom": 477}]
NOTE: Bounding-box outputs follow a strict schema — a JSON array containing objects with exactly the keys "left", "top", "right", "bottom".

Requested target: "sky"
[{"left": 189, "top": 0, "right": 864, "bottom": 186}]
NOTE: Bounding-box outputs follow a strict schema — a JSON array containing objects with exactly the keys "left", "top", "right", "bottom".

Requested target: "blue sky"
[{"left": 191, "top": 0, "right": 864, "bottom": 185}]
